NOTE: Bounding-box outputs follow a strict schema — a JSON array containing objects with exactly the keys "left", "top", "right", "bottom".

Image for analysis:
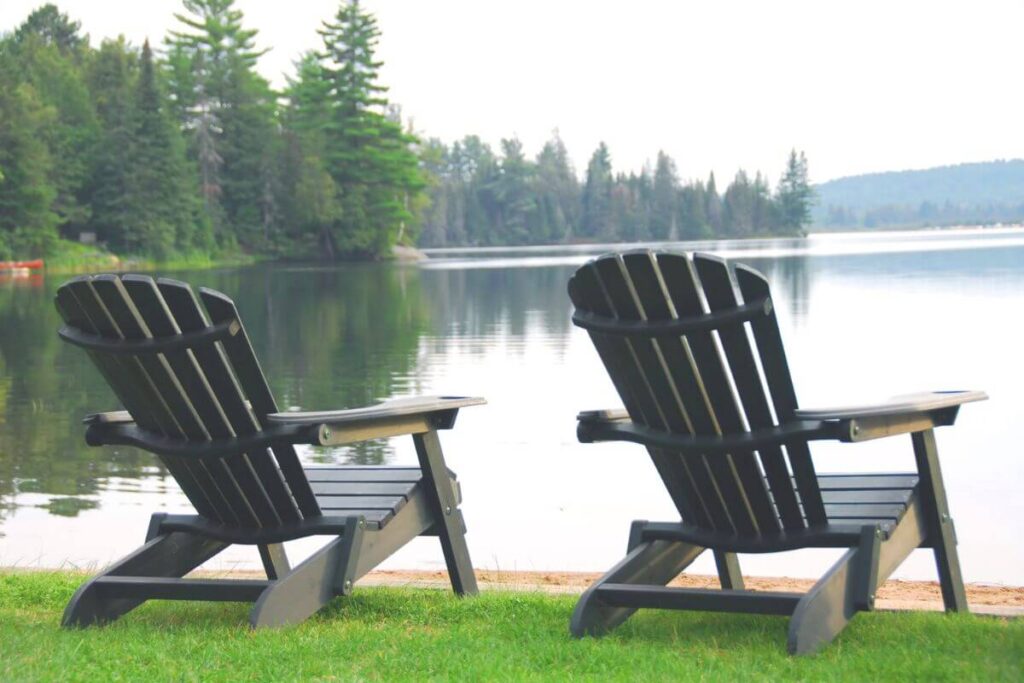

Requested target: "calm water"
[{"left": 1, "top": 227, "right": 1022, "bottom": 584}]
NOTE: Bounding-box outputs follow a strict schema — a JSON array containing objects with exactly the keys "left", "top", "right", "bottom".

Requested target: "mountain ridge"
[{"left": 812, "top": 159, "right": 1024, "bottom": 228}]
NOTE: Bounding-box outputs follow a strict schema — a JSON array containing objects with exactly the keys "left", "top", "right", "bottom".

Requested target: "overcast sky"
[{"left": 2, "top": 0, "right": 1022, "bottom": 183}]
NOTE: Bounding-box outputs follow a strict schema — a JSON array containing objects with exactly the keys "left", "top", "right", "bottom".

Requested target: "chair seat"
[
  {"left": 817, "top": 473, "right": 919, "bottom": 533},
  {"left": 640, "top": 473, "right": 921, "bottom": 552},
  {"left": 306, "top": 466, "right": 460, "bottom": 529}
]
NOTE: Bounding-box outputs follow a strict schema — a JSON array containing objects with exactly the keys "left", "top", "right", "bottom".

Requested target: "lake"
[{"left": 1, "top": 227, "right": 1022, "bottom": 585}]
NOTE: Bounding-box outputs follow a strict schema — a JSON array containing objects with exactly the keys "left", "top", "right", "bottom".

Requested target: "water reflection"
[
  {"left": 0, "top": 281, "right": 160, "bottom": 524},
  {"left": 231, "top": 264, "right": 430, "bottom": 465},
  {"left": 1, "top": 228, "right": 1023, "bottom": 583},
  {"left": 419, "top": 265, "right": 575, "bottom": 355}
]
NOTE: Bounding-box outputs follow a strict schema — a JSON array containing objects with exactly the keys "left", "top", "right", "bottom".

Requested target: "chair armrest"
[
  {"left": 266, "top": 395, "right": 486, "bottom": 446},
  {"left": 576, "top": 416, "right": 836, "bottom": 453},
  {"left": 793, "top": 390, "right": 987, "bottom": 420},
  {"left": 794, "top": 390, "right": 987, "bottom": 442},
  {"left": 577, "top": 408, "right": 630, "bottom": 422},
  {"left": 82, "top": 396, "right": 485, "bottom": 456},
  {"left": 83, "top": 410, "right": 134, "bottom": 425}
]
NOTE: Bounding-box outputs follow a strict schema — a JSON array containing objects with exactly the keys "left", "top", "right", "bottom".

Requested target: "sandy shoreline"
[{"left": 359, "top": 569, "right": 1024, "bottom": 614}]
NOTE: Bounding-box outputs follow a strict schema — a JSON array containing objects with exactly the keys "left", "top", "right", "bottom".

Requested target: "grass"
[
  {"left": 43, "top": 240, "right": 260, "bottom": 275},
  {"left": 1, "top": 571, "right": 1021, "bottom": 682}
]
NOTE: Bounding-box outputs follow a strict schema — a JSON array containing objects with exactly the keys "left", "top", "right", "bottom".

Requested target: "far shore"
[{"left": 30, "top": 223, "right": 1024, "bottom": 276}]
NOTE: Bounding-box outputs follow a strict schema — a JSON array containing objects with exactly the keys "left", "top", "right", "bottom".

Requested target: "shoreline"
[
  {"left": 32, "top": 223, "right": 1024, "bottom": 275},
  {"left": 7, "top": 567, "right": 1021, "bottom": 616},
  {"left": 368, "top": 570, "right": 1024, "bottom": 615}
]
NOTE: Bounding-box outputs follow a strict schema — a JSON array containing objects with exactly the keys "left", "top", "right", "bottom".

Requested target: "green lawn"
[{"left": 1, "top": 572, "right": 1021, "bottom": 682}]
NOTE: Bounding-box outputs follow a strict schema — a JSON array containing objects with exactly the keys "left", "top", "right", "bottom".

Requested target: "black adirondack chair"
[
  {"left": 55, "top": 274, "right": 483, "bottom": 628},
  {"left": 567, "top": 250, "right": 986, "bottom": 655}
]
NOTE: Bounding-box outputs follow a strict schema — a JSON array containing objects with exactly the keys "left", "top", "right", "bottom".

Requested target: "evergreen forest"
[{"left": 0, "top": 1, "right": 814, "bottom": 262}]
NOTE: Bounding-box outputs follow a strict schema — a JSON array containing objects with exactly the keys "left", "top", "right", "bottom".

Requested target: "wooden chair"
[
  {"left": 567, "top": 250, "right": 985, "bottom": 654},
  {"left": 55, "top": 274, "right": 483, "bottom": 628}
]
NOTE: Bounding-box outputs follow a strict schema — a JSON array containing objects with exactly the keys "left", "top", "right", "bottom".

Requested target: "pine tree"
[
  {"left": 12, "top": 4, "right": 87, "bottom": 58},
  {"left": 278, "top": 53, "right": 339, "bottom": 254},
  {"left": 316, "top": 0, "right": 425, "bottom": 258},
  {"left": 0, "top": 58, "right": 59, "bottom": 257},
  {"left": 492, "top": 138, "right": 536, "bottom": 244},
  {"left": 679, "top": 181, "right": 711, "bottom": 239},
  {"left": 534, "top": 131, "right": 579, "bottom": 243},
  {"left": 650, "top": 151, "right": 679, "bottom": 240},
  {"left": 705, "top": 171, "right": 723, "bottom": 235},
  {"left": 777, "top": 149, "right": 814, "bottom": 234},
  {"left": 416, "top": 137, "right": 451, "bottom": 248},
  {"left": 85, "top": 38, "right": 137, "bottom": 248},
  {"left": 219, "top": 60, "right": 277, "bottom": 249},
  {"left": 124, "top": 40, "right": 207, "bottom": 257},
  {"left": 723, "top": 169, "right": 754, "bottom": 236},
  {"left": 454, "top": 136, "right": 496, "bottom": 246},
  {"left": 582, "top": 142, "right": 614, "bottom": 240},
  {"left": 168, "top": 0, "right": 277, "bottom": 249},
  {"left": 751, "top": 171, "right": 776, "bottom": 234},
  {"left": 10, "top": 9, "right": 99, "bottom": 237}
]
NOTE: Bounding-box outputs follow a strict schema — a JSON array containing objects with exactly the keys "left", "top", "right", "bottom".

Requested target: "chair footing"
[
  {"left": 63, "top": 462, "right": 478, "bottom": 629},
  {"left": 573, "top": 493, "right": 962, "bottom": 656},
  {"left": 596, "top": 584, "right": 801, "bottom": 615}
]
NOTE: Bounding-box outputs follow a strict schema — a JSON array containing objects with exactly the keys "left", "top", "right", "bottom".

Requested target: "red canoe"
[{"left": 0, "top": 259, "right": 44, "bottom": 270}]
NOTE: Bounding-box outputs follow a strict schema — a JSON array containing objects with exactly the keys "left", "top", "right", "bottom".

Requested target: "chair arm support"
[
  {"left": 576, "top": 417, "right": 837, "bottom": 453},
  {"left": 83, "top": 422, "right": 317, "bottom": 459},
  {"left": 794, "top": 390, "right": 987, "bottom": 442},
  {"left": 84, "top": 396, "right": 486, "bottom": 457}
]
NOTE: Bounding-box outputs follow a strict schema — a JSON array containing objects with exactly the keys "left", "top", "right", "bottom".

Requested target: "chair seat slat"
[
  {"left": 815, "top": 474, "right": 919, "bottom": 490},
  {"left": 305, "top": 467, "right": 423, "bottom": 483},
  {"left": 309, "top": 481, "right": 417, "bottom": 497}
]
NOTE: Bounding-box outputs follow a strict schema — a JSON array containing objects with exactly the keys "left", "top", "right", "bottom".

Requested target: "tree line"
[
  {"left": 0, "top": 1, "right": 814, "bottom": 261},
  {"left": 420, "top": 138, "right": 813, "bottom": 247}
]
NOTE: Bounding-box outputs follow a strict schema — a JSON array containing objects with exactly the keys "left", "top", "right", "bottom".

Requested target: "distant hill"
[{"left": 812, "top": 159, "right": 1024, "bottom": 229}]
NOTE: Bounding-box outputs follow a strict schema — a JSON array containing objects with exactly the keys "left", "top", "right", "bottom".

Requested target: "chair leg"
[
  {"left": 571, "top": 539, "right": 704, "bottom": 638},
  {"left": 714, "top": 551, "right": 744, "bottom": 590},
  {"left": 258, "top": 543, "right": 291, "bottom": 580},
  {"left": 912, "top": 430, "right": 968, "bottom": 612},
  {"left": 788, "top": 495, "right": 928, "bottom": 655},
  {"left": 413, "top": 430, "right": 478, "bottom": 596},
  {"left": 63, "top": 532, "right": 227, "bottom": 628},
  {"left": 787, "top": 547, "right": 859, "bottom": 656},
  {"left": 249, "top": 536, "right": 352, "bottom": 628}
]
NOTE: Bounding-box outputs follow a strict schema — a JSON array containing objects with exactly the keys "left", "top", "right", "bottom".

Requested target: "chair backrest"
[
  {"left": 55, "top": 274, "right": 320, "bottom": 527},
  {"left": 568, "top": 250, "right": 828, "bottom": 537}
]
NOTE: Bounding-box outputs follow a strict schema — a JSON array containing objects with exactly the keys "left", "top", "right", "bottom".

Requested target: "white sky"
[{"left": 2, "top": 0, "right": 1022, "bottom": 183}]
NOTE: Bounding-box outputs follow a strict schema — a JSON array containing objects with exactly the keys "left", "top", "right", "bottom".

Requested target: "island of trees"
[{"left": 0, "top": 1, "right": 814, "bottom": 263}]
